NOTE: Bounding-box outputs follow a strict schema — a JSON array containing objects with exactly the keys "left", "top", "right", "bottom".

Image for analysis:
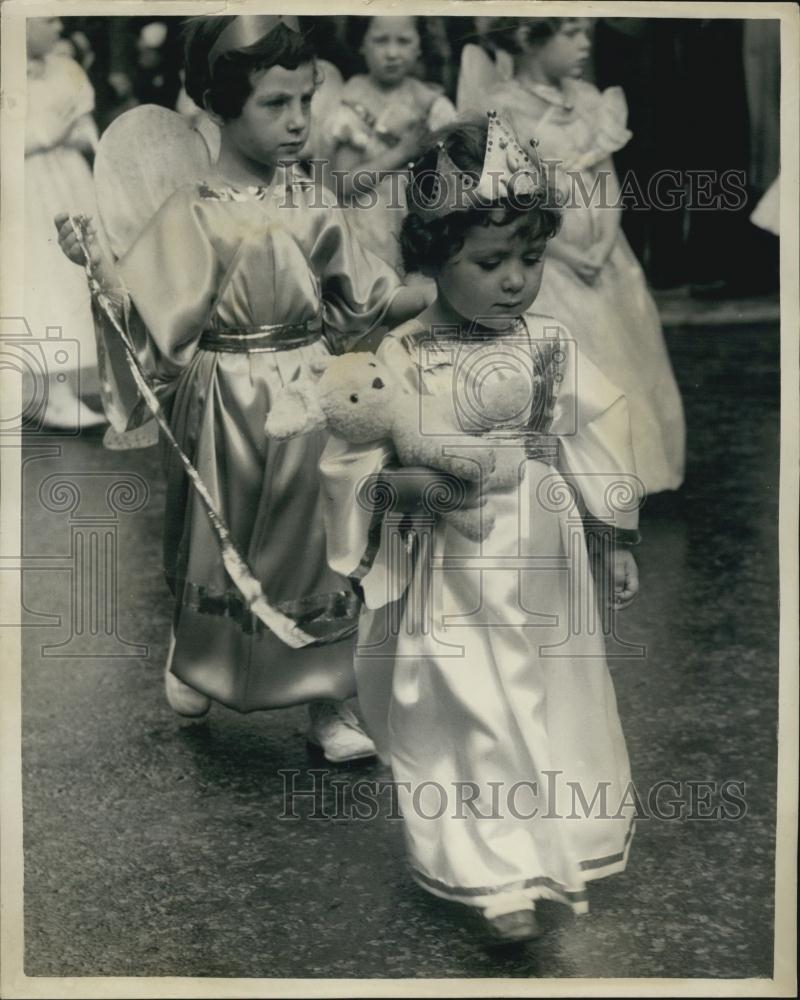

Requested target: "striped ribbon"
[{"left": 69, "top": 215, "right": 323, "bottom": 650}]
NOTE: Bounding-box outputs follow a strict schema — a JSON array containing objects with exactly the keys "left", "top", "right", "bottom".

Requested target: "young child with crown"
[{"left": 320, "top": 113, "right": 643, "bottom": 945}]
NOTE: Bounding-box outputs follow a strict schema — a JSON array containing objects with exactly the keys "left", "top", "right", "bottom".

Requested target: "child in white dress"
[
  {"left": 475, "top": 16, "right": 686, "bottom": 494},
  {"left": 325, "top": 16, "right": 456, "bottom": 272},
  {"left": 321, "top": 117, "right": 642, "bottom": 944},
  {"left": 26, "top": 17, "right": 105, "bottom": 430}
]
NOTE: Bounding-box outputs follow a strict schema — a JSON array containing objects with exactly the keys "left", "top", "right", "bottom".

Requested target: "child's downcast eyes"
[
  {"left": 476, "top": 257, "right": 541, "bottom": 272},
  {"left": 260, "top": 93, "right": 314, "bottom": 110}
]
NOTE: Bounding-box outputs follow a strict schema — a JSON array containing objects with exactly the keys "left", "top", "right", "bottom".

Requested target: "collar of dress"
[{"left": 514, "top": 77, "right": 577, "bottom": 113}]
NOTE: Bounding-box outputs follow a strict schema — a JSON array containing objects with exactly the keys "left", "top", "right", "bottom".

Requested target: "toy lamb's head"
[{"left": 265, "top": 352, "right": 400, "bottom": 443}]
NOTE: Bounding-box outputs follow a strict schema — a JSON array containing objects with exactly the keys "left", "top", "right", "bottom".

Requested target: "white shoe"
[
  {"left": 163, "top": 630, "right": 210, "bottom": 717},
  {"left": 307, "top": 700, "right": 376, "bottom": 763},
  {"left": 164, "top": 666, "right": 212, "bottom": 717}
]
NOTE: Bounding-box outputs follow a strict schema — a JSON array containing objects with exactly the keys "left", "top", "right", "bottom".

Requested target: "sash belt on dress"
[{"left": 199, "top": 320, "right": 323, "bottom": 353}]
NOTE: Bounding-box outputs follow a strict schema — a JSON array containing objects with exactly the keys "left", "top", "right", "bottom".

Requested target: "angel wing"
[
  {"left": 93, "top": 104, "right": 212, "bottom": 259},
  {"left": 456, "top": 43, "right": 513, "bottom": 115},
  {"left": 92, "top": 105, "right": 211, "bottom": 449}
]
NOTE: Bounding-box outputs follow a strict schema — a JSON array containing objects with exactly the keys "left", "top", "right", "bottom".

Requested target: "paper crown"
[
  {"left": 408, "top": 110, "right": 545, "bottom": 221},
  {"left": 208, "top": 14, "right": 300, "bottom": 70}
]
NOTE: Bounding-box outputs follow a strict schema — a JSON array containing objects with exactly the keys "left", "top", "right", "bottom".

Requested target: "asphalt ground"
[{"left": 18, "top": 322, "right": 779, "bottom": 980}]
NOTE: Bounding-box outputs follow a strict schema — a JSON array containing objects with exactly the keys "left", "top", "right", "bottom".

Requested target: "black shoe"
[{"left": 483, "top": 909, "right": 543, "bottom": 945}]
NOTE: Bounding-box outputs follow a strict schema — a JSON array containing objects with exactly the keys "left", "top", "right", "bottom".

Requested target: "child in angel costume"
[
  {"left": 460, "top": 17, "right": 685, "bottom": 495},
  {"left": 320, "top": 116, "right": 643, "bottom": 944},
  {"left": 26, "top": 16, "right": 105, "bottom": 430},
  {"left": 324, "top": 16, "right": 456, "bottom": 273},
  {"left": 56, "top": 15, "right": 433, "bottom": 762}
]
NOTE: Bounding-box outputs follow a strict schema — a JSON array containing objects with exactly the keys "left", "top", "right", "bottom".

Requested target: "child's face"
[
  {"left": 534, "top": 18, "right": 592, "bottom": 81},
  {"left": 222, "top": 62, "right": 315, "bottom": 167},
  {"left": 437, "top": 213, "right": 547, "bottom": 331},
  {"left": 361, "top": 17, "right": 421, "bottom": 87},
  {"left": 27, "top": 18, "right": 63, "bottom": 59}
]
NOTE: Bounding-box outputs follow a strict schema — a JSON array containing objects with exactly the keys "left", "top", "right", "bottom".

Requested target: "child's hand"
[
  {"left": 585, "top": 241, "right": 614, "bottom": 273},
  {"left": 551, "top": 241, "right": 601, "bottom": 285},
  {"left": 53, "top": 212, "right": 98, "bottom": 268},
  {"left": 570, "top": 249, "right": 602, "bottom": 285},
  {"left": 611, "top": 548, "right": 639, "bottom": 610}
]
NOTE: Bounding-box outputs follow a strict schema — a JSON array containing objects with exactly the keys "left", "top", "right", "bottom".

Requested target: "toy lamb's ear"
[
  {"left": 265, "top": 380, "right": 327, "bottom": 440},
  {"left": 309, "top": 356, "right": 333, "bottom": 376}
]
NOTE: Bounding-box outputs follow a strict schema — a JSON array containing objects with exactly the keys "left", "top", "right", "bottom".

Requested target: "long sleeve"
[
  {"left": 88, "top": 186, "right": 221, "bottom": 433},
  {"left": 116, "top": 186, "right": 221, "bottom": 375},
  {"left": 25, "top": 56, "right": 96, "bottom": 155},
  {"left": 307, "top": 191, "right": 402, "bottom": 353},
  {"left": 550, "top": 335, "right": 642, "bottom": 539}
]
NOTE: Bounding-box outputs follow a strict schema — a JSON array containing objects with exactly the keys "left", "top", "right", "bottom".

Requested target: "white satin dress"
[{"left": 321, "top": 313, "right": 642, "bottom": 913}]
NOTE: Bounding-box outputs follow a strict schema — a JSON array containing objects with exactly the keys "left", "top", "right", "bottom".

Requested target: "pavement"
[{"left": 17, "top": 320, "right": 779, "bottom": 980}]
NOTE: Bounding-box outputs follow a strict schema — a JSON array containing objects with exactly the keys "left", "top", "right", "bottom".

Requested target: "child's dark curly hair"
[
  {"left": 182, "top": 16, "right": 318, "bottom": 120},
  {"left": 400, "top": 118, "right": 561, "bottom": 276},
  {"left": 488, "top": 17, "right": 570, "bottom": 55}
]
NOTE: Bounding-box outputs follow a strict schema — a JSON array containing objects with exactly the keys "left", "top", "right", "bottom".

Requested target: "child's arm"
[
  {"left": 384, "top": 284, "right": 437, "bottom": 327},
  {"left": 548, "top": 331, "right": 643, "bottom": 607},
  {"left": 367, "top": 465, "right": 485, "bottom": 515},
  {"left": 546, "top": 238, "right": 602, "bottom": 286},
  {"left": 332, "top": 126, "right": 427, "bottom": 200},
  {"left": 312, "top": 191, "right": 433, "bottom": 351},
  {"left": 585, "top": 156, "right": 622, "bottom": 269}
]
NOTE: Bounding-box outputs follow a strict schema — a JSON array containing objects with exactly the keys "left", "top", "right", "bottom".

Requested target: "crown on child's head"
[
  {"left": 407, "top": 110, "right": 545, "bottom": 222},
  {"left": 208, "top": 14, "right": 300, "bottom": 70}
]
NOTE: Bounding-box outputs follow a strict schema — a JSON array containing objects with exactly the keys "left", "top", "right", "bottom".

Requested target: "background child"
[
  {"left": 325, "top": 15, "right": 456, "bottom": 272},
  {"left": 321, "top": 118, "right": 642, "bottom": 943},
  {"left": 56, "top": 14, "right": 431, "bottom": 762},
  {"left": 26, "top": 16, "right": 105, "bottom": 430},
  {"left": 480, "top": 16, "right": 685, "bottom": 495}
]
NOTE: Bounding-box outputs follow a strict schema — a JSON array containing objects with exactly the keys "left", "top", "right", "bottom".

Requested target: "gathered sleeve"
[
  {"left": 550, "top": 335, "right": 642, "bottom": 541},
  {"left": 570, "top": 83, "right": 633, "bottom": 172},
  {"left": 25, "top": 56, "right": 96, "bottom": 155},
  {"left": 307, "top": 191, "right": 403, "bottom": 353},
  {"left": 116, "top": 187, "right": 222, "bottom": 377},
  {"left": 88, "top": 187, "right": 221, "bottom": 433}
]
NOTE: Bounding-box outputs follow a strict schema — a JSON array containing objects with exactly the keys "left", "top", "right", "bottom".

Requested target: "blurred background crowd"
[{"left": 52, "top": 14, "right": 780, "bottom": 297}]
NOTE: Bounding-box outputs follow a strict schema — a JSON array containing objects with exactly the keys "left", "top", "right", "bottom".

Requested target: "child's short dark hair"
[
  {"left": 400, "top": 118, "right": 561, "bottom": 276},
  {"left": 182, "top": 17, "right": 317, "bottom": 120},
  {"left": 489, "top": 17, "right": 570, "bottom": 56}
]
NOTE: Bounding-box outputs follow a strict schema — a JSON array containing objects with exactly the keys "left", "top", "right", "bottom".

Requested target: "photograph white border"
[{"left": 1, "top": 1, "right": 797, "bottom": 996}]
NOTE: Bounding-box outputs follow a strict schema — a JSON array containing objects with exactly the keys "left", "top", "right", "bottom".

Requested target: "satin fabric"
[
  {"left": 25, "top": 53, "right": 99, "bottom": 372},
  {"left": 488, "top": 77, "right": 686, "bottom": 495},
  {"left": 321, "top": 314, "right": 639, "bottom": 910},
  {"left": 109, "top": 178, "right": 401, "bottom": 710}
]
